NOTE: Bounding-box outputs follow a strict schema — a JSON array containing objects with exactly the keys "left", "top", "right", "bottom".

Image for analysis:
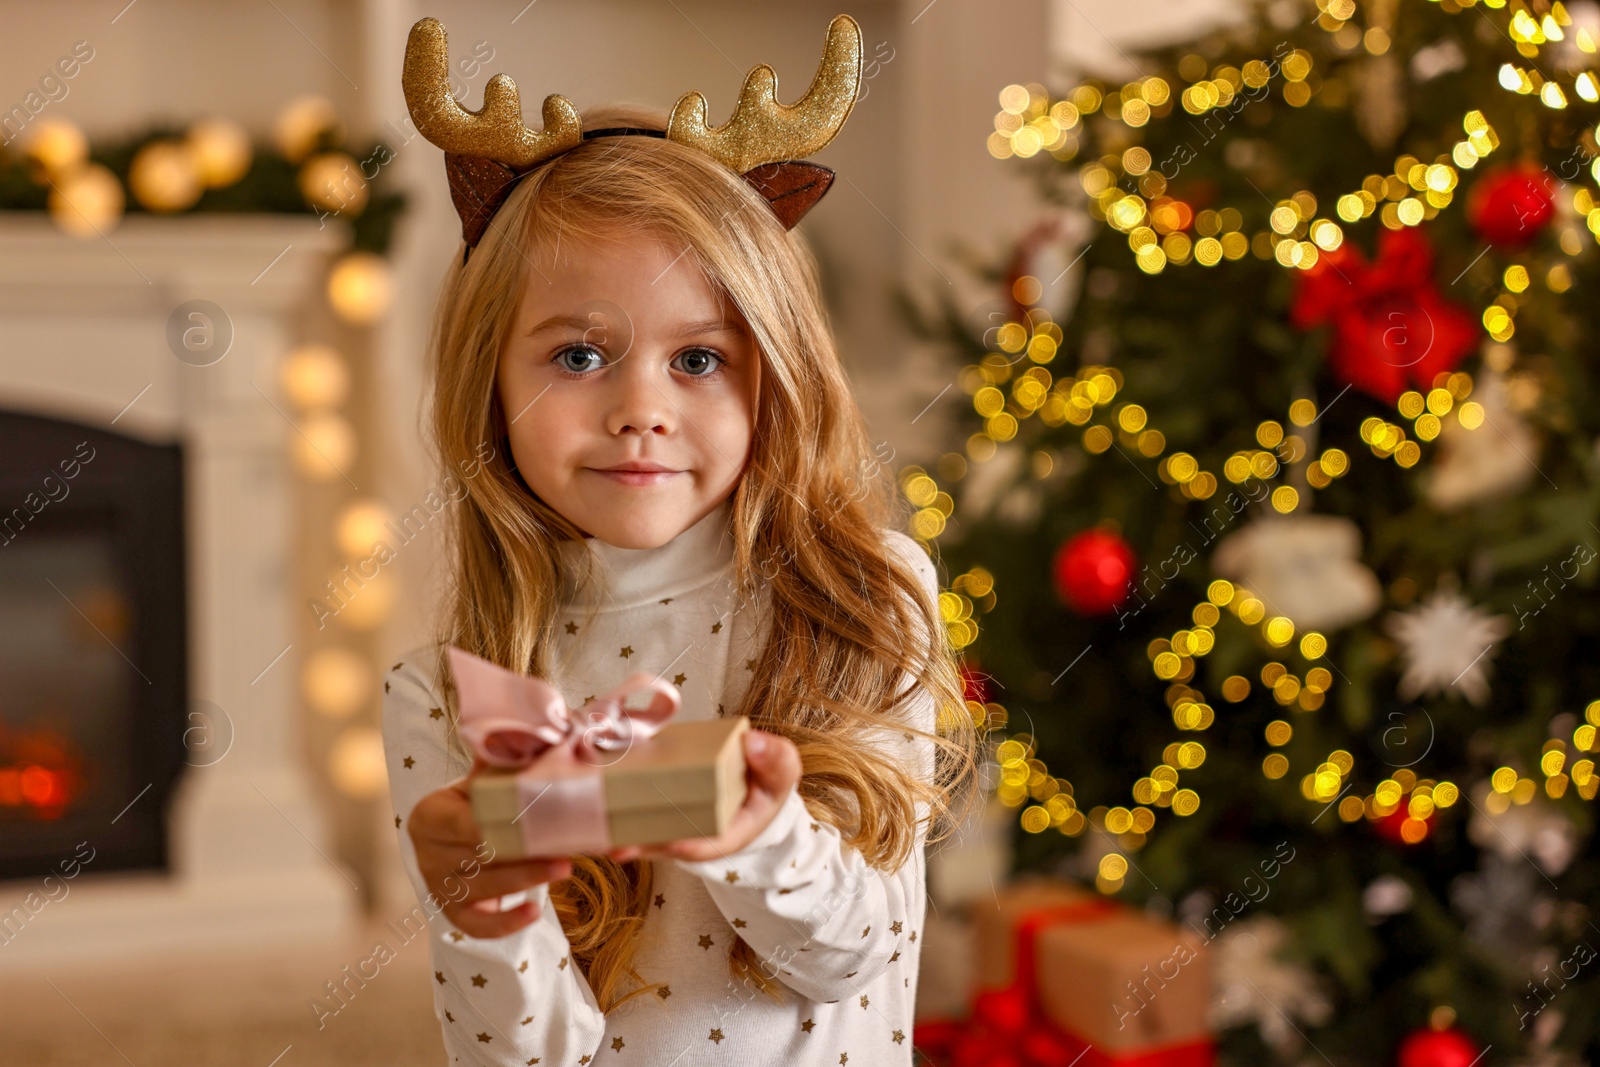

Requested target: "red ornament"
[
  {"left": 1052, "top": 529, "right": 1137, "bottom": 615},
  {"left": 960, "top": 662, "right": 992, "bottom": 705},
  {"left": 1373, "top": 807, "right": 1434, "bottom": 844},
  {"left": 1291, "top": 227, "right": 1480, "bottom": 403},
  {"left": 1468, "top": 163, "right": 1556, "bottom": 248},
  {"left": 1398, "top": 1026, "right": 1480, "bottom": 1067}
]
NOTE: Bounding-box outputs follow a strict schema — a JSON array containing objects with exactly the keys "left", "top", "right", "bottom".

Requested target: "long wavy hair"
[{"left": 424, "top": 104, "right": 978, "bottom": 1010}]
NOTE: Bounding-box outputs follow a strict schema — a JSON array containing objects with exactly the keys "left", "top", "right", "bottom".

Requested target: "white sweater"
[{"left": 381, "top": 499, "right": 938, "bottom": 1066}]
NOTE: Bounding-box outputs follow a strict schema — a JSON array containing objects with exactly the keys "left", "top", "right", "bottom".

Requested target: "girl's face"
[{"left": 497, "top": 230, "right": 760, "bottom": 549}]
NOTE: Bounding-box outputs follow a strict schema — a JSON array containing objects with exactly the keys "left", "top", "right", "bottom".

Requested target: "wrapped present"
[
  {"left": 918, "top": 878, "right": 1213, "bottom": 1067},
  {"left": 448, "top": 647, "right": 749, "bottom": 858}
]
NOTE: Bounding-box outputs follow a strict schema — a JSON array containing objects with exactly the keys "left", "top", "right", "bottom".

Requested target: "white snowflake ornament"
[
  {"left": 1386, "top": 588, "right": 1511, "bottom": 705},
  {"left": 1209, "top": 916, "right": 1332, "bottom": 1055},
  {"left": 1424, "top": 370, "right": 1538, "bottom": 511},
  {"left": 1211, "top": 514, "right": 1382, "bottom": 632}
]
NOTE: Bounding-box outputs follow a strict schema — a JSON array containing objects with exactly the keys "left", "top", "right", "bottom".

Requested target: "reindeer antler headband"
[{"left": 401, "top": 14, "right": 863, "bottom": 253}]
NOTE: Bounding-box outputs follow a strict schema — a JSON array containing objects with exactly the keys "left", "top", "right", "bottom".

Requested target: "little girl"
[{"left": 382, "top": 15, "right": 975, "bottom": 1066}]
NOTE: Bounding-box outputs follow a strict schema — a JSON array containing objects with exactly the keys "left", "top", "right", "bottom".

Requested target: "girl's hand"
[
  {"left": 615, "top": 729, "right": 802, "bottom": 865},
  {"left": 407, "top": 754, "right": 573, "bottom": 939}
]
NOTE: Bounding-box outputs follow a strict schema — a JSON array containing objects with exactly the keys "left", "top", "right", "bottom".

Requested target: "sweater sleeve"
[
  {"left": 671, "top": 530, "right": 942, "bottom": 1004},
  {"left": 382, "top": 649, "right": 607, "bottom": 1066}
]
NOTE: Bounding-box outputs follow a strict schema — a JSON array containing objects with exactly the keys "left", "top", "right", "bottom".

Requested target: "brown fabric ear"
[
  {"left": 741, "top": 161, "right": 835, "bottom": 230},
  {"left": 446, "top": 153, "right": 521, "bottom": 248}
]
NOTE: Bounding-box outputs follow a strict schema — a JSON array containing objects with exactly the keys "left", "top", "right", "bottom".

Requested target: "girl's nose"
[{"left": 604, "top": 356, "right": 673, "bottom": 436}]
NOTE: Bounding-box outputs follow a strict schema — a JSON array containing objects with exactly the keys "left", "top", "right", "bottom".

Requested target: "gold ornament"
[
  {"left": 326, "top": 252, "right": 393, "bottom": 324},
  {"left": 24, "top": 117, "right": 88, "bottom": 176},
  {"left": 280, "top": 343, "right": 351, "bottom": 409},
  {"left": 274, "top": 95, "right": 340, "bottom": 163},
  {"left": 298, "top": 151, "right": 368, "bottom": 214},
  {"left": 129, "top": 140, "right": 203, "bottom": 212},
  {"left": 186, "top": 117, "right": 252, "bottom": 187},
  {"left": 48, "top": 163, "right": 124, "bottom": 237}
]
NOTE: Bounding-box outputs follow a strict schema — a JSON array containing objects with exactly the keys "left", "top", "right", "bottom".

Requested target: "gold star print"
[
  {"left": 521, "top": 1016, "right": 533, "bottom": 1025},
  {"left": 435, "top": 970, "right": 445, "bottom": 984},
  {"left": 580, "top": 1057, "right": 592, "bottom": 1065},
  {"left": 611, "top": 1037, "right": 625, "bottom": 1051},
  {"left": 559, "top": 956, "right": 569, "bottom": 969},
  {"left": 653, "top": 893, "right": 665, "bottom": 908},
  {"left": 448, "top": 931, "right": 464, "bottom": 942},
  {"left": 519, "top": 960, "right": 529, "bottom": 973},
  {"left": 724, "top": 870, "right": 740, "bottom": 884},
  {"left": 673, "top": 672, "right": 687, "bottom": 686},
  {"left": 392, "top": 662, "right": 403, "bottom": 672},
  {"left": 711, "top": 621, "right": 722, "bottom": 634},
  {"left": 800, "top": 1019, "right": 816, "bottom": 1034},
  {"left": 403, "top": 756, "right": 415, "bottom": 769},
  {"left": 889, "top": 950, "right": 901, "bottom": 963},
  {"left": 732, "top": 918, "right": 747, "bottom": 928},
  {"left": 717, "top": 703, "right": 726, "bottom": 716},
  {"left": 859, "top": 994, "right": 869, "bottom": 1009},
  {"left": 698, "top": 934, "right": 715, "bottom": 950},
  {"left": 840, "top": 1055, "right": 849, "bottom": 1065},
  {"left": 657, "top": 985, "right": 672, "bottom": 999},
  {"left": 445, "top": 1010, "right": 455, "bottom": 1022},
  {"left": 809, "top": 822, "right": 820, "bottom": 832},
  {"left": 861, "top": 925, "right": 871, "bottom": 938},
  {"left": 890, "top": 920, "right": 903, "bottom": 934},
  {"left": 429, "top": 707, "right": 443, "bottom": 719},
  {"left": 892, "top": 1030, "right": 906, "bottom": 1044},
  {"left": 565, "top": 621, "right": 579, "bottom": 634},
  {"left": 582, "top": 695, "right": 595, "bottom": 705},
  {"left": 396, "top": 815, "right": 402, "bottom": 828},
  {"left": 708, "top": 1028, "right": 726, "bottom": 1044},
  {"left": 745, "top": 658, "right": 757, "bottom": 670},
  {"left": 844, "top": 970, "right": 857, "bottom": 979},
  {"left": 910, "top": 931, "right": 917, "bottom": 942},
  {"left": 620, "top": 645, "right": 633, "bottom": 658},
  {"left": 471, "top": 974, "right": 487, "bottom": 988},
  {"left": 383, "top": 680, "right": 390, "bottom": 694},
  {"left": 476, "top": 1032, "right": 492, "bottom": 1043},
  {"left": 660, "top": 597, "right": 674, "bottom": 604},
  {"left": 526, "top": 1058, "right": 541, "bottom": 1065}
]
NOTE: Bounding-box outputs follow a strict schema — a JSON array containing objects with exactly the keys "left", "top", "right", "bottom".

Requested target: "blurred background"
[{"left": 3, "top": 0, "right": 1598, "bottom": 1065}]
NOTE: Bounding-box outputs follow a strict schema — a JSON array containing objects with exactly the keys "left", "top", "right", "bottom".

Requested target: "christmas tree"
[{"left": 906, "top": 0, "right": 1600, "bottom": 1062}]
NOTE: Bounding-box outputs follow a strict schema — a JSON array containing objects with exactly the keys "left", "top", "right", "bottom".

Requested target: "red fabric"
[
  {"left": 1290, "top": 227, "right": 1479, "bottom": 404},
  {"left": 914, "top": 898, "right": 1215, "bottom": 1067}
]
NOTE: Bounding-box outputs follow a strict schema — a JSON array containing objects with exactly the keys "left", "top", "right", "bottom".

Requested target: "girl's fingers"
[
  {"left": 743, "top": 730, "right": 802, "bottom": 797},
  {"left": 447, "top": 898, "right": 541, "bottom": 939},
  {"left": 457, "top": 858, "right": 571, "bottom": 903}
]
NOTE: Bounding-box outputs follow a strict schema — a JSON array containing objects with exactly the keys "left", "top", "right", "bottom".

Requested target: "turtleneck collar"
[{"left": 555, "top": 499, "right": 737, "bottom": 611}]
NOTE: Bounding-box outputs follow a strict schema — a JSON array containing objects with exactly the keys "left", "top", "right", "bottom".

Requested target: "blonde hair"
[{"left": 425, "top": 104, "right": 978, "bottom": 1010}]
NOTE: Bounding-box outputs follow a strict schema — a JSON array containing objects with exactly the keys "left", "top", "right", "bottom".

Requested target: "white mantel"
[{"left": 0, "top": 213, "right": 358, "bottom": 970}]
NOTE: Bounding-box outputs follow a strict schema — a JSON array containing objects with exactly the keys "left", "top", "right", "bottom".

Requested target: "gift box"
[
  {"left": 935, "top": 877, "right": 1213, "bottom": 1067},
  {"left": 470, "top": 715, "right": 749, "bottom": 859},
  {"left": 446, "top": 646, "right": 749, "bottom": 859}
]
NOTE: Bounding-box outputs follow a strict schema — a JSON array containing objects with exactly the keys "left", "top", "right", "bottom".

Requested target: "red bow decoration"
[{"left": 1290, "top": 227, "right": 1479, "bottom": 404}]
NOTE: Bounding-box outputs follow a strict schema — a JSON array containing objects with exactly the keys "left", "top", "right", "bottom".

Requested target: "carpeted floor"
[
  {"left": 0, "top": 907, "right": 972, "bottom": 1065},
  {"left": 0, "top": 912, "right": 447, "bottom": 1067}
]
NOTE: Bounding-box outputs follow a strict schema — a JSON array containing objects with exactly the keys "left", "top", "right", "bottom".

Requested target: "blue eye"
[
  {"left": 673, "top": 348, "right": 725, "bottom": 376},
  {"left": 554, "top": 344, "right": 605, "bottom": 374}
]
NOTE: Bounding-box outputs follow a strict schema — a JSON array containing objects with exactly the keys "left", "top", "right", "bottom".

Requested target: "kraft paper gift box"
[
  {"left": 469, "top": 715, "right": 749, "bottom": 859},
  {"left": 974, "top": 878, "right": 1212, "bottom": 1058},
  {"left": 1033, "top": 909, "right": 1211, "bottom": 1054}
]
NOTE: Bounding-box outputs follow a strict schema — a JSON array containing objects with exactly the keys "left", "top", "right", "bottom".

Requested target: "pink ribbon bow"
[{"left": 445, "top": 646, "right": 683, "bottom": 856}]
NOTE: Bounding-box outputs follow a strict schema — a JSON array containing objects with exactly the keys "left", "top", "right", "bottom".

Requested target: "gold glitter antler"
[
  {"left": 401, "top": 17, "right": 582, "bottom": 171},
  {"left": 667, "top": 14, "right": 863, "bottom": 174}
]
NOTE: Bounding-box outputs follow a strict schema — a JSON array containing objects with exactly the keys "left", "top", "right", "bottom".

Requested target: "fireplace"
[
  {"left": 0, "top": 410, "right": 187, "bottom": 880},
  {"left": 0, "top": 213, "right": 357, "bottom": 969}
]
